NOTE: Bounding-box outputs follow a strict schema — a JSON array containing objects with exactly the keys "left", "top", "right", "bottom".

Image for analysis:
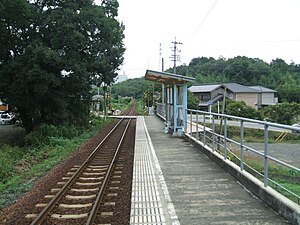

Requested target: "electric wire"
[{"left": 185, "top": 0, "right": 219, "bottom": 46}]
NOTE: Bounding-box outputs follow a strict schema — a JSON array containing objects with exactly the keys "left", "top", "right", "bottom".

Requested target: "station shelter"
[{"left": 145, "top": 70, "right": 195, "bottom": 136}]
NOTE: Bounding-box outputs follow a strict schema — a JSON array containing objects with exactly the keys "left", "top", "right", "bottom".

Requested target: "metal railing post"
[
  {"left": 183, "top": 109, "right": 300, "bottom": 205},
  {"left": 264, "top": 124, "right": 269, "bottom": 187},
  {"left": 212, "top": 116, "right": 215, "bottom": 151},
  {"left": 190, "top": 111, "right": 192, "bottom": 137},
  {"left": 184, "top": 109, "right": 187, "bottom": 133},
  {"left": 224, "top": 117, "right": 228, "bottom": 160},
  {"left": 203, "top": 113, "right": 206, "bottom": 145},
  {"left": 240, "top": 120, "right": 244, "bottom": 171},
  {"left": 196, "top": 112, "right": 199, "bottom": 141}
]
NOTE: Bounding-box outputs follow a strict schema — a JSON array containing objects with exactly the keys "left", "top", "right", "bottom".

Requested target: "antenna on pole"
[{"left": 170, "top": 37, "right": 183, "bottom": 74}]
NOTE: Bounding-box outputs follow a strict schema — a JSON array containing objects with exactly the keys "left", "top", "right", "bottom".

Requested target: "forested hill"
[
  {"left": 113, "top": 56, "right": 300, "bottom": 103},
  {"left": 111, "top": 78, "right": 157, "bottom": 99},
  {"left": 172, "top": 56, "right": 300, "bottom": 103}
]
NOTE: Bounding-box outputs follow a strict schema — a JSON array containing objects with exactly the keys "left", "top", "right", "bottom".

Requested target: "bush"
[
  {"left": 0, "top": 144, "right": 24, "bottom": 183},
  {"left": 188, "top": 91, "right": 199, "bottom": 110},
  {"left": 260, "top": 102, "right": 300, "bottom": 124},
  {"left": 24, "top": 123, "right": 78, "bottom": 147},
  {"left": 225, "top": 100, "right": 262, "bottom": 120}
]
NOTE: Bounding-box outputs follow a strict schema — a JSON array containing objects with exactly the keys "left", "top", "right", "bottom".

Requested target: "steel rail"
[
  {"left": 86, "top": 118, "right": 132, "bottom": 225},
  {"left": 30, "top": 118, "right": 125, "bottom": 225}
]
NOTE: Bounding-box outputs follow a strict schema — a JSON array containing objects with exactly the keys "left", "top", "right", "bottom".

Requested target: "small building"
[
  {"left": 249, "top": 86, "right": 278, "bottom": 108},
  {"left": 189, "top": 83, "right": 277, "bottom": 110},
  {"left": 225, "top": 83, "right": 260, "bottom": 109},
  {"left": 188, "top": 84, "right": 224, "bottom": 111},
  {"left": 91, "top": 95, "right": 103, "bottom": 112},
  {"left": 115, "top": 73, "right": 128, "bottom": 83}
]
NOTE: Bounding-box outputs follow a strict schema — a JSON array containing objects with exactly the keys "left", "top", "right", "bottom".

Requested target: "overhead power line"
[{"left": 186, "top": 0, "right": 219, "bottom": 45}]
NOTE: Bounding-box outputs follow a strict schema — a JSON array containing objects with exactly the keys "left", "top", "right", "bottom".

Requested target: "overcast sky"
[{"left": 97, "top": 0, "right": 300, "bottom": 78}]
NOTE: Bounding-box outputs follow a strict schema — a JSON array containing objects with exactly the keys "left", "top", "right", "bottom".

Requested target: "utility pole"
[
  {"left": 159, "top": 43, "right": 162, "bottom": 71},
  {"left": 159, "top": 43, "right": 165, "bottom": 103},
  {"left": 170, "top": 37, "right": 183, "bottom": 74}
]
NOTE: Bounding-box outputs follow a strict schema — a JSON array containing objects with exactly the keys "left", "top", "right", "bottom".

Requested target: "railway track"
[{"left": 25, "top": 105, "right": 137, "bottom": 225}]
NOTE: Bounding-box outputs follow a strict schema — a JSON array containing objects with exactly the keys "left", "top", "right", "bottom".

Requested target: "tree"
[
  {"left": 261, "top": 102, "right": 300, "bottom": 125},
  {"left": 277, "top": 73, "right": 300, "bottom": 103},
  {"left": 187, "top": 91, "right": 199, "bottom": 110},
  {"left": 0, "top": 0, "right": 125, "bottom": 131},
  {"left": 270, "top": 58, "right": 289, "bottom": 73},
  {"left": 223, "top": 56, "right": 271, "bottom": 85},
  {"left": 0, "top": 0, "right": 35, "bottom": 63},
  {"left": 101, "top": 0, "right": 119, "bottom": 17},
  {"left": 225, "top": 100, "right": 261, "bottom": 120},
  {"left": 111, "top": 78, "right": 160, "bottom": 99}
]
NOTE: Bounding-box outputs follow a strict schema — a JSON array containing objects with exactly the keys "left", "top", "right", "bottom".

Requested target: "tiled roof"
[
  {"left": 249, "top": 86, "right": 277, "bottom": 93},
  {"left": 189, "top": 83, "right": 276, "bottom": 94},
  {"left": 223, "top": 83, "right": 258, "bottom": 93},
  {"left": 189, "top": 84, "right": 222, "bottom": 93}
]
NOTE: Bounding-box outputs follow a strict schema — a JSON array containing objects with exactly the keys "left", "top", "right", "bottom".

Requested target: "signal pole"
[{"left": 170, "top": 37, "right": 182, "bottom": 74}]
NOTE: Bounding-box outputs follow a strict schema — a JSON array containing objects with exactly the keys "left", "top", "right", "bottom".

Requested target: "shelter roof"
[{"left": 145, "top": 70, "right": 195, "bottom": 85}]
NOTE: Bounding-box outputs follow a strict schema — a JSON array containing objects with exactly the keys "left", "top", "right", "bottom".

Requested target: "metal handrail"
[
  {"left": 187, "top": 109, "right": 300, "bottom": 132},
  {"left": 186, "top": 109, "right": 300, "bottom": 204}
]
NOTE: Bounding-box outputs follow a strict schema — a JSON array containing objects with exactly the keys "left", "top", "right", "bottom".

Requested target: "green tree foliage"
[
  {"left": 224, "top": 100, "right": 261, "bottom": 120},
  {"left": 277, "top": 73, "right": 300, "bottom": 103},
  {"left": 187, "top": 91, "right": 199, "bottom": 110},
  {"left": 111, "top": 78, "right": 161, "bottom": 100},
  {"left": 224, "top": 56, "right": 272, "bottom": 85},
  {"left": 0, "top": 0, "right": 125, "bottom": 131},
  {"left": 165, "top": 56, "right": 300, "bottom": 103},
  {"left": 211, "top": 99, "right": 261, "bottom": 120},
  {"left": 261, "top": 102, "right": 300, "bottom": 125}
]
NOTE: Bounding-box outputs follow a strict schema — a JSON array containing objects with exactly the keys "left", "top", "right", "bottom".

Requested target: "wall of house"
[
  {"left": 196, "top": 92, "right": 211, "bottom": 101},
  {"left": 261, "top": 93, "right": 276, "bottom": 105},
  {"left": 235, "top": 93, "right": 258, "bottom": 108},
  {"left": 211, "top": 88, "right": 225, "bottom": 99}
]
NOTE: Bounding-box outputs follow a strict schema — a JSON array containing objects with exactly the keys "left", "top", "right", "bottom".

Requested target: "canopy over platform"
[
  {"left": 145, "top": 69, "right": 195, "bottom": 85},
  {"left": 145, "top": 69, "right": 195, "bottom": 136}
]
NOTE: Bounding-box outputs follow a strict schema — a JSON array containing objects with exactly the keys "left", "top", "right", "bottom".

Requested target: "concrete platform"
[
  {"left": 133, "top": 115, "right": 290, "bottom": 225},
  {"left": 130, "top": 116, "right": 179, "bottom": 225}
]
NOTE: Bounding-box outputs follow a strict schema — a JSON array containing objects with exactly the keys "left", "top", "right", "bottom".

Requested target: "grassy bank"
[
  {"left": 202, "top": 124, "right": 300, "bottom": 203},
  {"left": 227, "top": 147, "right": 300, "bottom": 204},
  {"left": 0, "top": 117, "right": 112, "bottom": 209}
]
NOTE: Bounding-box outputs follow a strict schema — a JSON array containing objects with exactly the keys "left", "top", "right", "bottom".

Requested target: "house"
[
  {"left": 249, "top": 86, "right": 278, "bottom": 108},
  {"left": 91, "top": 95, "right": 103, "bottom": 112},
  {"left": 115, "top": 72, "right": 128, "bottom": 83},
  {"left": 188, "top": 84, "right": 225, "bottom": 111},
  {"left": 188, "top": 83, "right": 277, "bottom": 111}
]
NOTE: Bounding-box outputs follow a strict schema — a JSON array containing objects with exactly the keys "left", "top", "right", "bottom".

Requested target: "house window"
[{"left": 200, "top": 94, "right": 210, "bottom": 100}]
